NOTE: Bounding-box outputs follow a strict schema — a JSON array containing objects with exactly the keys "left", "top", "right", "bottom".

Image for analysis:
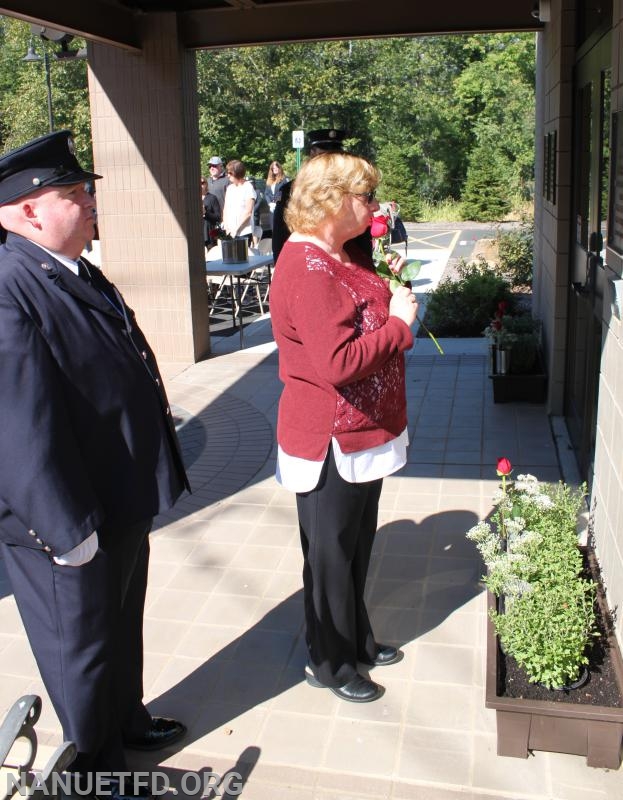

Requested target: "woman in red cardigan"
[{"left": 270, "top": 152, "right": 417, "bottom": 703}]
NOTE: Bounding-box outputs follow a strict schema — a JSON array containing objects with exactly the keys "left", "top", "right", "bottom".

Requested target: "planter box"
[
  {"left": 490, "top": 370, "right": 547, "bottom": 403},
  {"left": 485, "top": 551, "right": 623, "bottom": 768}
]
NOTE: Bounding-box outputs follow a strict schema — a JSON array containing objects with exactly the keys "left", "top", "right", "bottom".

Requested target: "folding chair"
[
  {"left": 240, "top": 238, "right": 273, "bottom": 314},
  {"left": 206, "top": 244, "right": 232, "bottom": 316}
]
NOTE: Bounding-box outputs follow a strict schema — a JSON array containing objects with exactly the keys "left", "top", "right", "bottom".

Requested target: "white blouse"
[{"left": 276, "top": 428, "right": 409, "bottom": 493}]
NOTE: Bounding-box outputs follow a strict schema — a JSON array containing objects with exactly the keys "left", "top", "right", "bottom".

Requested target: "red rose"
[
  {"left": 370, "top": 215, "right": 390, "bottom": 238},
  {"left": 496, "top": 457, "right": 512, "bottom": 476}
]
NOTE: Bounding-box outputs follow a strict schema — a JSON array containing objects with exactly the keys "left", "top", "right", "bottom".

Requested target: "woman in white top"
[{"left": 222, "top": 159, "right": 256, "bottom": 240}]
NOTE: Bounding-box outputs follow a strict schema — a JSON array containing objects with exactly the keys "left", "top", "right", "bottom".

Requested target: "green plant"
[
  {"left": 495, "top": 220, "right": 534, "bottom": 286},
  {"left": 467, "top": 469, "right": 597, "bottom": 689},
  {"left": 484, "top": 307, "right": 541, "bottom": 374},
  {"left": 417, "top": 197, "right": 464, "bottom": 223},
  {"left": 425, "top": 259, "right": 514, "bottom": 337}
]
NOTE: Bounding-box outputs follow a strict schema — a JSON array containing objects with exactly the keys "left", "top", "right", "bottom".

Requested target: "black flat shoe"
[
  {"left": 360, "top": 644, "right": 401, "bottom": 667},
  {"left": 124, "top": 716, "right": 187, "bottom": 751},
  {"left": 305, "top": 665, "right": 383, "bottom": 703}
]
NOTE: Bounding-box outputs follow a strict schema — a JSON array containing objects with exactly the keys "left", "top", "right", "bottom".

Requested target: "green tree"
[
  {"left": 0, "top": 18, "right": 536, "bottom": 222},
  {"left": 455, "top": 33, "right": 536, "bottom": 210},
  {"left": 0, "top": 17, "right": 91, "bottom": 167},
  {"left": 461, "top": 144, "right": 511, "bottom": 221}
]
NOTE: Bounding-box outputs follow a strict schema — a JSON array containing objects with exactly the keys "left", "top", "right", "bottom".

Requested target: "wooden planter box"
[
  {"left": 485, "top": 553, "right": 623, "bottom": 768},
  {"left": 490, "top": 371, "right": 547, "bottom": 403},
  {"left": 489, "top": 348, "right": 547, "bottom": 404}
]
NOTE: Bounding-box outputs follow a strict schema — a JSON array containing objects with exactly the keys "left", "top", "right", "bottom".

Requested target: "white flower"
[
  {"left": 505, "top": 517, "right": 526, "bottom": 537},
  {"left": 515, "top": 474, "right": 539, "bottom": 493},
  {"left": 466, "top": 521, "right": 492, "bottom": 542},
  {"left": 532, "top": 493, "right": 554, "bottom": 510}
]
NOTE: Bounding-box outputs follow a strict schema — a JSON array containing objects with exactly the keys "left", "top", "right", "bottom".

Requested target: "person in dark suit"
[
  {"left": 0, "top": 131, "right": 189, "bottom": 799},
  {"left": 272, "top": 129, "right": 372, "bottom": 262}
]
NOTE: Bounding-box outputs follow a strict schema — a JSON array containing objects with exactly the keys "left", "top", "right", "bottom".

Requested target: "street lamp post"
[
  {"left": 23, "top": 41, "right": 54, "bottom": 132},
  {"left": 22, "top": 34, "right": 87, "bottom": 135}
]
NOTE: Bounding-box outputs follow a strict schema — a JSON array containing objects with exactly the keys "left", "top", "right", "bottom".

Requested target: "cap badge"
[
  {"left": 67, "top": 136, "right": 76, "bottom": 156},
  {"left": 32, "top": 177, "right": 41, "bottom": 186},
  {"left": 39, "top": 262, "right": 52, "bottom": 271}
]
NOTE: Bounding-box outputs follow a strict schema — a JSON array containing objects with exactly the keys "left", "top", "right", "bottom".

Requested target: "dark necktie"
[
  {"left": 77, "top": 258, "right": 122, "bottom": 316},
  {"left": 77, "top": 258, "right": 91, "bottom": 282}
]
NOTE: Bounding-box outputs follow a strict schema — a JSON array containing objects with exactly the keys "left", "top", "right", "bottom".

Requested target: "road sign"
[{"left": 292, "top": 130, "right": 305, "bottom": 149}]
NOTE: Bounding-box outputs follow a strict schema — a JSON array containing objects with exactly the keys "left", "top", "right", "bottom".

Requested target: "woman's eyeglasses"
[{"left": 352, "top": 191, "right": 376, "bottom": 204}]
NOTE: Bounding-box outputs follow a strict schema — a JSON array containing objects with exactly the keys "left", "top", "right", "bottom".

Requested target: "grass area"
[
  {"left": 414, "top": 198, "right": 534, "bottom": 224},
  {"left": 417, "top": 198, "right": 464, "bottom": 222}
]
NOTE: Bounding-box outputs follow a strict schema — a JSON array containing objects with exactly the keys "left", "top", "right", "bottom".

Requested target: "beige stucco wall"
[
  {"left": 87, "top": 12, "right": 210, "bottom": 365},
  {"left": 591, "top": 0, "right": 623, "bottom": 639}
]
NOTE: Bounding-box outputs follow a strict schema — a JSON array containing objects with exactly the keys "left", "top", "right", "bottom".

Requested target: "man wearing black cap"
[
  {"left": 272, "top": 129, "right": 346, "bottom": 261},
  {"left": 0, "top": 131, "right": 189, "bottom": 799},
  {"left": 206, "top": 155, "right": 229, "bottom": 217}
]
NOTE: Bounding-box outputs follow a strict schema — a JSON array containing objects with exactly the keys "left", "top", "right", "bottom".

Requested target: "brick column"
[{"left": 87, "top": 13, "right": 210, "bottom": 363}]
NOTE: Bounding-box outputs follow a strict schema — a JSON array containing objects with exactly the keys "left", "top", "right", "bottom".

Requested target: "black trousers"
[
  {"left": 296, "top": 448, "right": 383, "bottom": 687},
  {"left": 1, "top": 517, "right": 153, "bottom": 776}
]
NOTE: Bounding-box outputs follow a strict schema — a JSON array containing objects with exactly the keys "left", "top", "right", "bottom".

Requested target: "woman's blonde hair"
[{"left": 284, "top": 152, "right": 380, "bottom": 234}]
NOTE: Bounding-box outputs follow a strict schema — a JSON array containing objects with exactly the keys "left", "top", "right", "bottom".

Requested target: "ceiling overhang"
[{"left": 0, "top": 0, "right": 542, "bottom": 52}]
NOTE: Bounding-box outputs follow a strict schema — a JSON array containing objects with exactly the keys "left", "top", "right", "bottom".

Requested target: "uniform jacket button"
[
  {"left": 35, "top": 538, "right": 43, "bottom": 545},
  {"left": 28, "top": 529, "right": 37, "bottom": 536},
  {"left": 43, "top": 546, "right": 51, "bottom": 553}
]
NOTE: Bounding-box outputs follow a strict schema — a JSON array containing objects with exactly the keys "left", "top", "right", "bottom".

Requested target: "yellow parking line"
[{"left": 407, "top": 229, "right": 461, "bottom": 250}]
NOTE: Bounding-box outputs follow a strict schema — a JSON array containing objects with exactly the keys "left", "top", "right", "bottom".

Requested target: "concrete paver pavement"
[{"left": 1, "top": 312, "right": 622, "bottom": 800}]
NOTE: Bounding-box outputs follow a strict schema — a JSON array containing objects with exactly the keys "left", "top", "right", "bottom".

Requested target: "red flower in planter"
[{"left": 496, "top": 457, "right": 513, "bottom": 477}]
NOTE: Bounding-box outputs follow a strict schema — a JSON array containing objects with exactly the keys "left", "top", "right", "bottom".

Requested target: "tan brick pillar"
[{"left": 86, "top": 13, "right": 210, "bottom": 363}]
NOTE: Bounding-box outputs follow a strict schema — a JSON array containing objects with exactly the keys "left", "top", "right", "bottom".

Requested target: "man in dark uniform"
[
  {"left": 272, "top": 129, "right": 349, "bottom": 261},
  {"left": 0, "top": 131, "right": 189, "bottom": 798}
]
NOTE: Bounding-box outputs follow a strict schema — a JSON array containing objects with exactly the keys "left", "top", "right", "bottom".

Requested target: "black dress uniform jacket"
[{"left": 0, "top": 232, "right": 189, "bottom": 555}]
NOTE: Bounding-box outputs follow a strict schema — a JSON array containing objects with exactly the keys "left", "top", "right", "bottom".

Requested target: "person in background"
[
  {"left": 269, "top": 152, "right": 417, "bottom": 703},
  {"left": 0, "top": 130, "right": 189, "bottom": 799},
  {"left": 265, "top": 160, "right": 289, "bottom": 211},
  {"left": 202, "top": 176, "right": 221, "bottom": 249},
  {"left": 206, "top": 155, "right": 229, "bottom": 217},
  {"left": 222, "top": 159, "right": 256, "bottom": 242},
  {"left": 272, "top": 129, "right": 345, "bottom": 261}
]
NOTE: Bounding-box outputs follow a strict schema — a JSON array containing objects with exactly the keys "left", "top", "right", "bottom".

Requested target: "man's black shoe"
[
  {"left": 124, "top": 716, "right": 187, "bottom": 751},
  {"left": 305, "top": 665, "right": 383, "bottom": 703},
  {"left": 360, "top": 643, "right": 402, "bottom": 667}
]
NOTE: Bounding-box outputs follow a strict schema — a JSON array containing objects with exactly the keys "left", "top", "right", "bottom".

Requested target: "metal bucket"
[{"left": 222, "top": 238, "right": 248, "bottom": 263}]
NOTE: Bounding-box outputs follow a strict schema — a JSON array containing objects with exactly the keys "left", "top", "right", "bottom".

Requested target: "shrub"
[
  {"left": 495, "top": 220, "right": 534, "bottom": 286},
  {"left": 425, "top": 259, "right": 514, "bottom": 337},
  {"left": 484, "top": 308, "right": 542, "bottom": 374}
]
